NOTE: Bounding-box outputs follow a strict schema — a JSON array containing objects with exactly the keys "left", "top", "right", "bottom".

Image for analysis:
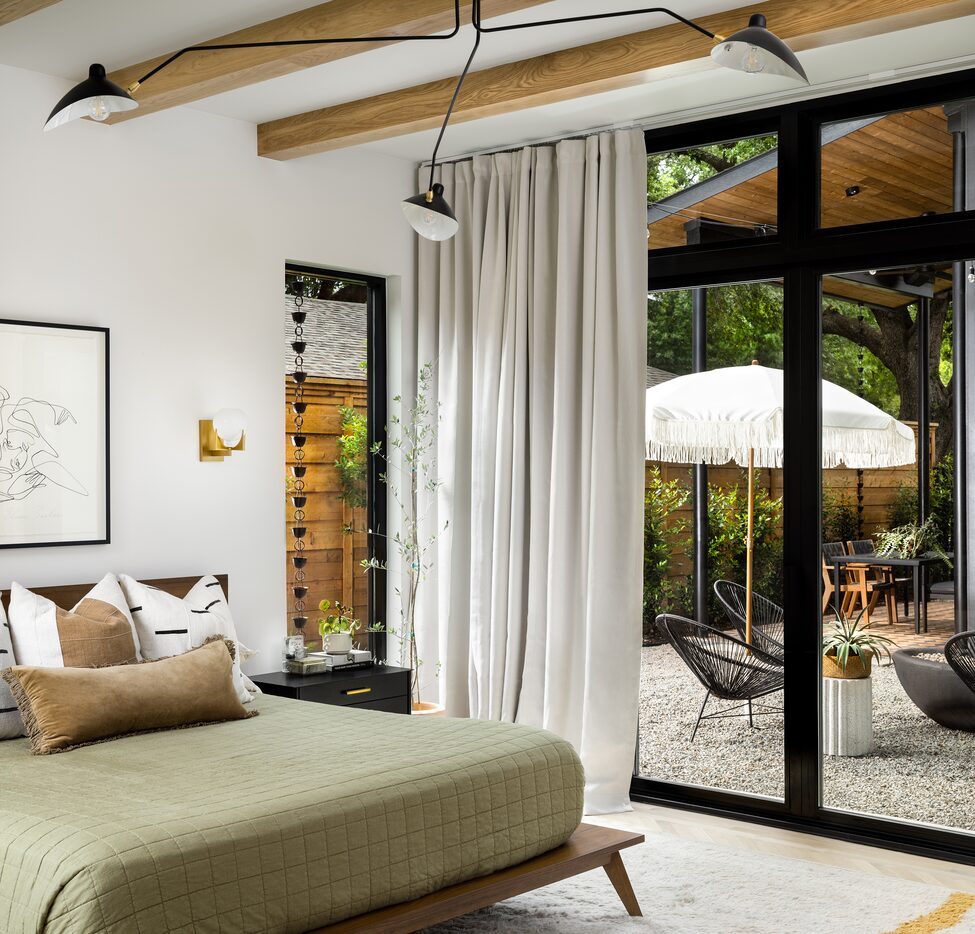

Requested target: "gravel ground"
[{"left": 639, "top": 644, "right": 975, "bottom": 831}]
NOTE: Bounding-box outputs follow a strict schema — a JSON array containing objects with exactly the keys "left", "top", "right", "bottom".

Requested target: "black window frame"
[
  {"left": 285, "top": 263, "right": 388, "bottom": 636},
  {"left": 634, "top": 67, "right": 975, "bottom": 866}
]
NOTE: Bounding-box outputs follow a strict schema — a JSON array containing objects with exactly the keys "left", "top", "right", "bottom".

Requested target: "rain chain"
[
  {"left": 290, "top": 282, "right": 309, "bottom": 656},
  {"left": 856, "top": 304, "right": 866, "bottom": 539}
]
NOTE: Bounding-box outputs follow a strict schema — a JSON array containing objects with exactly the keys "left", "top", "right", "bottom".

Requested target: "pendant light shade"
[
  {"left": 710, "top": 14, "right": 808, "bottom": 84},
  {"left": 44, "top": 63, "right": 138, "bottom": 131},
  {"left": 402, "top": 183, "right": 459, "bottom": 241}
]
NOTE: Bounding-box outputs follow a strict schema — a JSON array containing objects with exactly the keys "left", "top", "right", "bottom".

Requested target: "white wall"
[{"left": 0, "top": 64, "right": 415, "bottom": 673}]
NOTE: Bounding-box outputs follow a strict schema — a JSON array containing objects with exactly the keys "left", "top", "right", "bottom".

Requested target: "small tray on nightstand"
[{"left": 251, "top": 665, "right": 412, "bottom": 715}]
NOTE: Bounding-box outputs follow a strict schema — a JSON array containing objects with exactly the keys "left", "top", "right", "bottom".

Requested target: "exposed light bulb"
[
  {"left": 727, "top": 43, "right": 767, "bottom": 74},
  {"left": 419, "top": 208, "right": 440, "bottom": 229},
  {"left": 968, "top": 263, "right": 975, "bottom": 284},
  {"left": 87, "top": 96, "right": 111, "bottom": 122}
]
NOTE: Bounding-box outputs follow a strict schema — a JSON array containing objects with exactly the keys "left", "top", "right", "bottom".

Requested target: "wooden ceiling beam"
[
  {"left": 257, "top": 0, "right": 975, "bottom": 160},
  {"left": 106, "top": 0, "right": 552, "bottom": 122},
  {"left": 0, "top": 0, "right": 60, "bottom": 27}
]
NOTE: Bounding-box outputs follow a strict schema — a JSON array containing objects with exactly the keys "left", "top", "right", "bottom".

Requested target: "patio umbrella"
[{"left": 645, "top": 362, "right": 916, "bottom": 644}]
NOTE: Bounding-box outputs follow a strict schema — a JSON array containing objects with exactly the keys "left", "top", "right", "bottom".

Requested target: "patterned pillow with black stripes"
[
  {"left": 0, "top": 602, "right": 24, "bottom": 739},
  {"left": 118, "top": 574, "right": 253, "bottom": 704}
]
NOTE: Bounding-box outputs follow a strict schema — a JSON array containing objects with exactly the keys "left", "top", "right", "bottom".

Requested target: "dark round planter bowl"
[{"left": 893, "top": 646, "right": 975, "bottom": 732}]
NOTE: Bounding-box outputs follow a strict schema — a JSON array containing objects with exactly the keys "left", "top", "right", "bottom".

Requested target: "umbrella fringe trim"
[{"left": 645, "top": 418, "right": 916, "bottom": 469}]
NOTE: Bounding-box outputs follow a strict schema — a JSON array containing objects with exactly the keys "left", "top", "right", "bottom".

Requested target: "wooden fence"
[
  {"left": 286, "top": 376, "right": 368, "bottom": 638},
  {"left": 650, "top": 421, "right": 936, "bottom": 580}
]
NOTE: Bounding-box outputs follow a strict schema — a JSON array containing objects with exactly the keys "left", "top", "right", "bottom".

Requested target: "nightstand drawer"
[
  {"left": 297, "top": 670, "right": 409, "bottom": 707},
  {"left": 348, "top": 694, "right": 411, "bottom": 714},
  {"left": 250, "top": 666, "right": 412, "bottom": 715}
]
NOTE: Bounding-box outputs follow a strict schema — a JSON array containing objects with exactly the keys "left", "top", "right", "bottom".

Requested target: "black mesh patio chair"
[
  {"left": 713, "top": 580, "right": 785, "bottom": 662},
  {"left": 657, "top": 614, "right": 785, "bottom": 742},
  {"left": 945, "top": 632, "right": 975, "bottom": 696}
]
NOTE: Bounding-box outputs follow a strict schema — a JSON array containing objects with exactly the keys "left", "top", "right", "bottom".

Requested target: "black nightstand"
[{"left": 251, "top": 665, "right": 412, "bottom": 714}]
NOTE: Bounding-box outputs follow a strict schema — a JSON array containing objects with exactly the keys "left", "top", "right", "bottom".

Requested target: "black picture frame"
[{"left": 0, "top": 318, "right": 110, "bottom": 549}]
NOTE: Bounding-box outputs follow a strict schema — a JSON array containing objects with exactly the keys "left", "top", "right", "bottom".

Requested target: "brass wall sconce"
[{"left": 199, "top": 408, "right": 247, "bottom": 462}]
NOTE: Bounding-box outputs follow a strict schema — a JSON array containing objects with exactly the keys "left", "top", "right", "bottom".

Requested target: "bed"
[{"left": 0, "top": 577, "right": 639, "bottom": 934}]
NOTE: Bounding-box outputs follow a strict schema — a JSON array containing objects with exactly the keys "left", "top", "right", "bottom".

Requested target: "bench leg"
[{"left": 603, "top": 851, "right": 642, "bottom": 917}]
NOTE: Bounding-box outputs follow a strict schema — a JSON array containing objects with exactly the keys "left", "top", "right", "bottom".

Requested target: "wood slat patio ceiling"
[{"left": 648, "top": 107, "right": 955, "bottom": 308}]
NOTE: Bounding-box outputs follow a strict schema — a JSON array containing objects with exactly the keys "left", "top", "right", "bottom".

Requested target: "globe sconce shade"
[
  {"left": 402, "top": 183, "right": 459, "bottom": 241},
  {"left": 710, "top": 14, "right": 808, "bottom": 84},
  {"left": 199, "top": 409, "right": 247, "bottom": 462},
  {"left": 44, "top": 63, "right": 139, "bottom": 131}
]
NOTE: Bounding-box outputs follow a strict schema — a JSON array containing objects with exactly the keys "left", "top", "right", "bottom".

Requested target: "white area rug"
[{"left": 425, "top": 832, "right": 975, "bottom": 933}]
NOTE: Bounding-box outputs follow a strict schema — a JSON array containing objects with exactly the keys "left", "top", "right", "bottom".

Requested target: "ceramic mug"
[{"left": 323, "top": 631, "right": 353, "bottom": 654}]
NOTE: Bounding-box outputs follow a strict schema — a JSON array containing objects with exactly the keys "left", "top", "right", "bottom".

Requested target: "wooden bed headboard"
[{"left": 0, "top": 575, "right": 229, "bottom": 614}]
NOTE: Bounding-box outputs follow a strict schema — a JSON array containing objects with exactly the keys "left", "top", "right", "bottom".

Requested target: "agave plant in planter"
[{"left": 822, "top": 610, "right": 896, "bottom": 680}]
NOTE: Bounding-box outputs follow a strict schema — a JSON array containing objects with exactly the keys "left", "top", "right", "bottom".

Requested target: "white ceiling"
[{"left": 3, "top": 0, "right": 975, "bottom": 164}]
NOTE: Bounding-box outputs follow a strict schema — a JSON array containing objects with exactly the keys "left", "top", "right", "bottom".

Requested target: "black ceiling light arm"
[
  {"left": 127, "top": 0, "right": 462, "bottom": 93},
  {"left": 470, "top": 0, "right": 721, "bottom": 42},
  {"left": 425, "top": 28, "right": 481, "bottom": 193}
]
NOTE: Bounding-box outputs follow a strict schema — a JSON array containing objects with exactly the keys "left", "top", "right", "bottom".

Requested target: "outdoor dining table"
[{"left": 828, "top": 552, "right": 951, "bottom": 635}]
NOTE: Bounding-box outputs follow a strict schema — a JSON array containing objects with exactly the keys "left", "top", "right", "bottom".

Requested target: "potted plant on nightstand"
[
  {"left": 318, "top": 600, "right": 359, "bottom": 654},
  {"left": 822, "top": 610, "right": 895, "bottom": 679},
  {"left": 362, "top": 362, "right": 446, "bottom": 716}
]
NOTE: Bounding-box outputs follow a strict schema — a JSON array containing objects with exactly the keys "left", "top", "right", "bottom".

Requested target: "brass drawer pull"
[{"left": 343, "top": 687, "right": 372, "bottom": 696}]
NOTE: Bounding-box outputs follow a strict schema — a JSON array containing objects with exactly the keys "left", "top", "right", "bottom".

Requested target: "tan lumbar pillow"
[{"left": 2, "top": 639, "right": 254, "bottom": 755}]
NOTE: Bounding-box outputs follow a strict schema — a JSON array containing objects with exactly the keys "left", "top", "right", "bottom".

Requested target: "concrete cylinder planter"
[
  {"left": 893, "top": 647, "right": 975, "bottom": 732},
  {"left": 823, "top": 676, "right": 874, "bottom": 756}
]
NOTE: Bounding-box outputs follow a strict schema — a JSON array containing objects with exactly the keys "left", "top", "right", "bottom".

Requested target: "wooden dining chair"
[
  {"left": 847, "top": 539, "right": 900, "bottom": 626},
  {"left": 821, "top": 542, "right": 858, "bottom": 618}
]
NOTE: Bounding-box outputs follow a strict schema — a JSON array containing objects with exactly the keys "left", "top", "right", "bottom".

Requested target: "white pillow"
[
  {"left": 8, "top": 574, "right": 140, "bottom": 668},
  {"left": 0, "top": 603, "right": 23, "bottom": 740},
  {"left": 119, "top": 574, "right": 252, "bottom": 704}
]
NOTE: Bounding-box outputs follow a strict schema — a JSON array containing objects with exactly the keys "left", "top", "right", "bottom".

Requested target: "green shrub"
[
  {"left": 706, "top": 474, "right": 783, "bottom": 623},
  {"left": 335, "top": 405, "right": 368, "bottom": 516},
  {"left": 643, "top": 468, "right": 692, "bottom": 644},
  {"left": 887, "top": 454, "right": 953, "bottom": 552},
  {"left": 822, "top": 487, "right": 860, "bottom": 545}
]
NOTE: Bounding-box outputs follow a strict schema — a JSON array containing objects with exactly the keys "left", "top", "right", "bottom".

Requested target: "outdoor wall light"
[
  {"left": 199, "top": 408, "right": 247, "bottom": 462},
  {"left": 44, "top": 1, "right": 808, "bottom": 243}
]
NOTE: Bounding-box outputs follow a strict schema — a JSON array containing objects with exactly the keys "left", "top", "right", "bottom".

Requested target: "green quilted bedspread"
[{"left": 0, "top": 693, "right": 583, "bottom": 933}]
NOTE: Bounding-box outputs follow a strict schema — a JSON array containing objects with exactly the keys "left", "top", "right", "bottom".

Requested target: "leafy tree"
[{"left": 648, "top": 136, "right": 778, "bottom": 203}]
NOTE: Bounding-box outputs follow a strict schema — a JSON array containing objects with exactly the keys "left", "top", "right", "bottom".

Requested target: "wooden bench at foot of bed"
[{"left": 317, "top": 824, "right": 645, "bottom": 933}]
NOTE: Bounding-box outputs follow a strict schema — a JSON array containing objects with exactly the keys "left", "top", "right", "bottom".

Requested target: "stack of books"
[{"left": 284, "top": 649, "right": 374, "bottom": 676}]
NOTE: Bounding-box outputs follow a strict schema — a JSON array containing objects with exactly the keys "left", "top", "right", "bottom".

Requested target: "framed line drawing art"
[{"left": 0, "top": 319, "right": 109, "bottom": 548}]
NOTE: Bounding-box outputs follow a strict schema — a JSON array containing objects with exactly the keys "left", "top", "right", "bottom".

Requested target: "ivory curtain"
[{"left": 404, "top": 129, "right": 647, "bottom": 813}]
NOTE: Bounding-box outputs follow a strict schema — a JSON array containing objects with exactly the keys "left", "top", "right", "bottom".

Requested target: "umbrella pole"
[{"left": 746, "top": 448, "right": 755, "bottom": 646}]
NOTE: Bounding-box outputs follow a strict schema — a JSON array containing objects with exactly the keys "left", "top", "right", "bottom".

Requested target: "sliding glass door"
[
  {"left": 641, "top": 280, "right": 785, "bottom": 801},
  {"left": 633, "top": 68, "right": 975, "bottom": 861}
]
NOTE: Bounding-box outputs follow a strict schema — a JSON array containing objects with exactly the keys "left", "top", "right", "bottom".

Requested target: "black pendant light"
[
  {"left": 710, "top": 13, "right": 809, "bottom": 83},
  {"left": 44, "top": 63, "right": 138, "bottom": 131},
  {"left": 401, "top": 31, "right": 481, "bottom": 242},
  {"left": 402, "top": 183, "right": 459, "bottom": 241}
]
